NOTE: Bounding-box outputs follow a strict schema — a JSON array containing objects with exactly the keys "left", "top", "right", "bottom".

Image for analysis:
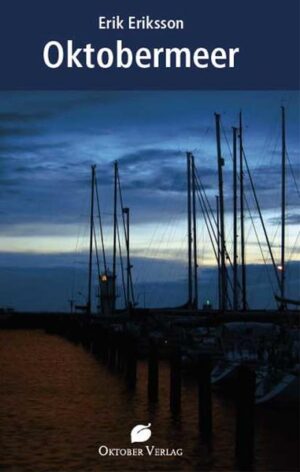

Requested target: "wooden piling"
[
  {"left": 235, "top": 364, "right": 256, "bottom": 470},
  {"left": 125, "top": 335, "right": 137, "bottom": 389},
  {"left": 102, "top": 328, "right": 109, "bottom": 364},
  {"left": 108, "top": 332, "right": 116, "bottom": 370},
  {"left": 114, "top": 332, "right": 123, "bottom": 372},
  {"left": 198, "top": 355, "right": 212, "bottom": 443},
  {"left": 148, "top": 341, "right": 159, "bottom": 402},
  {"left": 170, "top": 346, "right": 181, "bottom": 414}
]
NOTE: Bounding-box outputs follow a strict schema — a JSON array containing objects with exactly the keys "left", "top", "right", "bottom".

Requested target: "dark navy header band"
[{"left": 0, "top": 0, "right": 299, "bottom": 90}]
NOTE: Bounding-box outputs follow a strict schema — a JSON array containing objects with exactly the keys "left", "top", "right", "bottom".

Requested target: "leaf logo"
[{"left": 130, "top": 423, "right": 152, "bottom": 443}]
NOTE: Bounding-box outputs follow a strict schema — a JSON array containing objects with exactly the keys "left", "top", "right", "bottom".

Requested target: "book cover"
[{"left": 0, "top": 1, "right": 299, "bottom": 471}]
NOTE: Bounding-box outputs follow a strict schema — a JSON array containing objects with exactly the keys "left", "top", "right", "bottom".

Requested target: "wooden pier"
[{"left": 0, "top": 308, "right": 299, "bottom": 470}]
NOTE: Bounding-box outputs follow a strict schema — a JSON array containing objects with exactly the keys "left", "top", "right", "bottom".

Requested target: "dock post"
[
  {"left": 125, "top": 335, "right": 137, "bottom": 390},
  {"left": 170, "top": 346, "right": 181, "bottom": 414},
  {"left": 102, "top": 328, "right": 109, "bottom": 364},
  {"left": 235, "top": 364, "right": 256, "bottom": 470},
  {"left": 91, "top": 326, "right": 100, "bottom": 357},
  {"left": 80, "top": 322, "right": 90, "bottom": 350},
  {"left": 198, "top": 355, "right": 213, "bottom": 444},
  {"left": 108, "top": 331, "right": 116, "bottom": 370},
  {"left": 118, "top": 332, "right": 126, "bottom": 372},
  {"left": 148, "top": 340, "right": 159, "bottom": 402},
  {"left": 114, "top": 331, "right": 122, "bottom": 372}
]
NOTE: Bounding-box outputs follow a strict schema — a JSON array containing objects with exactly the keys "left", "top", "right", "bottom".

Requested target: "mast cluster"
[
  {"left": 187, "top": 152, "right": 198, "bottom": 309},
  {"left": 86, "top": 162, "right": 134, "bottom": 315},
  {"left": 190, "top": 107, "right": 287, "bottom": 313},
  {"left": 81, "top": 107, "right": 288, "bottom": 315}
]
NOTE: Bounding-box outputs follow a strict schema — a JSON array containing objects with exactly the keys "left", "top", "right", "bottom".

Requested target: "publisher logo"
[
  {"left": 98, "top": 422, "right": 183, "bottom": 458},
  {"left": 130, "top": 423, "right": 152, "bottom": 443}
]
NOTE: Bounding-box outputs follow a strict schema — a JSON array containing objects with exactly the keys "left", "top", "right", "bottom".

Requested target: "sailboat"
[
  {"left": 204, "top": 107, "right": 299, "bottom": 404},
  {"left": 74, "top": 162, "right": 136, "bottom": 317},
  {"left": 256, "top": 365, "right": 300, "bottom": 407}
]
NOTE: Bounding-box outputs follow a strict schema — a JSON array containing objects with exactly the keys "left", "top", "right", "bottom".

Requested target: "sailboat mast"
[
  {"left": 123, "top": 207, "right": 131, "bottom": 310},
  {"left": 88, "top": 164, "right": 96, "bottom": 315},
  {"left": 239, "top": 112, "right": 247, "bottom": 311},
  {"left": 187, "top": 152, "right": 193, "bottom": 307},
  {"left": 216, "top": 195, "right": 221, "bottom": 311},
  {"left": 215, "top": 113, "right": 227, "bottom": 312},
  {"left": 233, "top": 127, "right": 238, "bottom": 311},
  {"left": 281, "top": 106, "right": 286, "bottom": 309},
  {"left": 191, "top": 154, "right": 198, "bottom": 309},
  {"left": 112, "top": 161, "right": 117, "bottom": 310}
]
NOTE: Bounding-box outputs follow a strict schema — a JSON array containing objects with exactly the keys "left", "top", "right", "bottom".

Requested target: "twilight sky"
[{"left": 0, "top": 91, "right": 299, "bottom": 311}]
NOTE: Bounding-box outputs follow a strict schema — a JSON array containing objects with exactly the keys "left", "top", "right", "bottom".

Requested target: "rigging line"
[
  {"left": 70, "top": 197, "right": 90, "bottom": 301},
  {"left": 260, "top": 112, "right": 279, "bottom": 171},
  {"left": 116, "top": 169, "right": 136, "bottom": 305},
  {"left": 269, "top": 126, "right": 280, "bottom": 170},
  {"left": 286, "top": 230, "right": 300, "bottom": 268},
  {"left": 196, "top": 153, "right": 253, "bottom": 308},
  {"left": 242, "top": 148, "right": 281, "bottom": 291},
  {"left": 251, "top": 220, "right": 281, "bottom": 294},
  {"left": 221, "top": 114, "right": 278, "bottom": 174},
  {"left": 141, "top": 222, "right": 161, "bottom": 259},
  {"left": 196, "top": 189, "right": 218, "bottom": 262},
  {"left": 270, "top": 221, "right": 281, "bottom": 261},
  {"left": 116, "top": 217, "right": 127, "bottom": 308},
  {"left": 196, "top": 186, "right": 233, "bottom": 309},
  {"left": 143, "top": 215, "right": 182, "bottom": 304},
  {"left": 194, "top": 168, "right": 235, "bottom": 269},
  {"left": 130, "top": 278, "right": 136, "bottom": 307},
  {"left": 94, "top": 175, "right": 107, "bottom": 273},
  {"left": 195, "top": 178, "right": 218, "bottom": 248},
  {"left": 195, "top": 171, "right": 243, "bottom": 297},
  {"left": 220, "top": 119, "right": 279, "bottom": 302},
  {"left": 287, "top": 151, "right": 300, "bottom": 198},
  {"left": 74, "top": 219, "right": 91, "bottom": 298},
  {"left": 221, "top": 120, "right": 290, "bottom": 242},
  {"left": 153, "top": 216, "right": 177, "bottom": 257},
  {"left": 137, "top": 174, "right": 186, "bottom": 262},
  {"left": 146, "top": 213, "right": 179, "bottom": 263},
  {"left": 93, "top": 223, "right": 101, "bottom": 280},
  {"left": 160, "top": 213, "right": 187, "bottom": 264},
  {"left": 218, "top": 122, "right": 244, "bottom": 255},
  {"left": 195, "top": 171, "right": 237, "bottom": 297},
  {"left": 116, "top": 169, "right": 127, "bottom": 240},
  {"left": 244, "top": 196, "right": 277, "bottom": 299},
  {"left": 196, "top": 179, "right": 228, "bottom": 298},
  {"left": 239, "top": 189, "right": 280, "bottom": 301},
  {"left": 221, "top": 119, "right": 233, "bottom": 160},
  {"left": 194, "top": 167, "right": 218, "bottom": 227}
]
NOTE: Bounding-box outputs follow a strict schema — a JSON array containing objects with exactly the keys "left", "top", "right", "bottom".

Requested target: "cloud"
[
  {"left": 114, "top": 148, "right": 216, "bottom": 195},
  {"left": 269, "top": 212, "right": 300, "bottom": 226},
  {"left": 119, "top": 148, "right": 183, "bottom": 166},
  {"left": 0, "top": 90, "right": 299, "bottom": 246},
  {"left": 0, "top": 141, "right": 69, "bottom": 154},
  {"left": 0, "top": 127, "right": 42, "bottom": 138},
  {"left": 0, "top": 111, "right": 49, "bottom": 123}
]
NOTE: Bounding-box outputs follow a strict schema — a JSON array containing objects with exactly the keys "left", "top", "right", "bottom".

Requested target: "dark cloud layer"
[
  {"left": 269, "top": 212, "right": 300, "bottom": 226},
  {"left": 0, "top": 91, "right": 299, "bottom": 249}
]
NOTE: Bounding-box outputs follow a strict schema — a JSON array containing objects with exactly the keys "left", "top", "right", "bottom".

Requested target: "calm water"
[{"left": 0, "top": 331, "right": 298, "bottom": 471}]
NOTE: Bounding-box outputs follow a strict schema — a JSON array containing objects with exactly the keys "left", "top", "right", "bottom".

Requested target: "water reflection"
[{"left": 0, "top": 331, "right": 298, "bottom": 471}]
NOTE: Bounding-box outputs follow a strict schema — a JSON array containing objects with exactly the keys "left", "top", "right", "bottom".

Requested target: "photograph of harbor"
[{"left": 0, "top": 91, "right": 299, "bottom": 471}]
